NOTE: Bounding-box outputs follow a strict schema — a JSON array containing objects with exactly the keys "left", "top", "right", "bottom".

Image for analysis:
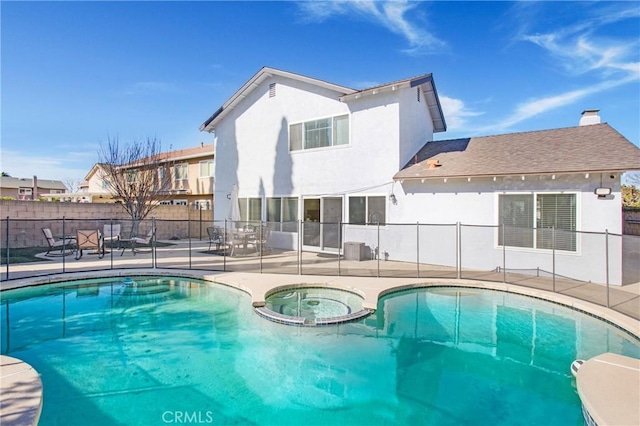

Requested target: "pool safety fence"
[{"left": 1, "top": 217, "right": 638, "bottom": 320}]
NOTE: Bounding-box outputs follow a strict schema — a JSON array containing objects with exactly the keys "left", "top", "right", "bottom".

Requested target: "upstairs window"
[
  {"left": 174, "top": 163, "right": 188, "bottom": 182},
  {"left": 289, "top": 114, "right": 349, "bottom": 151},
  {"left": 199, "top": 160, "right": 214, "bottom": 178}
]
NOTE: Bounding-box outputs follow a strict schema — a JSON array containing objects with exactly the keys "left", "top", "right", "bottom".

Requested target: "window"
[
  {"left": 156, "top": 167, "right": 165, "bottom": 188},
  {"left": 173, "top": 199, "right": 188, "bottom": 206},
  {"left": 174, "top": 163, "right": 188, "bottom": 182},
  {"left": 348, "top": 196, "right": 386, "bottom": 225},
  {"left": 498, "top": 193, "right": 576, "bottom": 251},
  {"left": 267, "top": 197, "right": 298, "bottom": 232},
  {"left": 18, "top": 188, "right": 32, "bottom": 195},
  {"left": 194, "top": 200, "right": 211, "bottom": 210},
  {"left": 238, "top": 197, "right": 262, "bottom": 222},
  {"left": 102, "top": 179, "right": 110, "bottom": 189},
  {"left": 289, "top": 114, "right": 349, "bottom": 151},
  {"left": 199, "top": 160, "right": 214, "bottom": 178},
  {"left": 126, "top": 171, "right": 137, "bottom": 184}
]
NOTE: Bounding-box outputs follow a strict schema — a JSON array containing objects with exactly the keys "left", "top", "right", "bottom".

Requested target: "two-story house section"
[
  {"left": 200, "top": 67, "right": 639, "bottom": 285},
  {"left": 200, "top": 67, "right": 446, "bottom": 251},
  {"left": 83, "top": 143, "right": 215, "bottom": 208}
]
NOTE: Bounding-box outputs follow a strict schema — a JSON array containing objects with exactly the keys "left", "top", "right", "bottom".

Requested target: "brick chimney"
[{"left": 579, "top": 109, "right": 601, "bottom": 126}]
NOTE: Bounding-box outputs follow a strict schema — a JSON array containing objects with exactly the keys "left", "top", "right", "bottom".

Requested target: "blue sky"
[{"left": 2, "top": 1, "right": 639, "bottom": 185}]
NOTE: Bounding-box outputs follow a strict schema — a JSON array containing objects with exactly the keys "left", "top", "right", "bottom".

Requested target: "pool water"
[
  {"left": 1, "top": 278, "right": 638, "bottom": 425},
  {"left": 265, "top": 288, "right": 363, "bottom": 319}
]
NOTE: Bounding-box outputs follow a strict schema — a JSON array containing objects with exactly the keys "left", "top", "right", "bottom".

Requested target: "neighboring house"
[
  {"left": 0, "top": 176, "right": 66, "bottom": 200},
  {"left": 200, "top": 67, "right": 640, "bottom": 285},
  {"left": 82, "top": 143, "right": 215, "bottom": 208}
]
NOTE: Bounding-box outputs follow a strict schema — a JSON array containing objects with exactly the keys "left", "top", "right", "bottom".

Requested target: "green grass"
[{"left": 1, "top": 241, "right": 175, "bottom": 265}]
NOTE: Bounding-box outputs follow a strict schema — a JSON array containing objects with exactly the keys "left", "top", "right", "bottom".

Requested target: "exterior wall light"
[{"left": 594, "top": 187, "right": 611, "bottom": 197}]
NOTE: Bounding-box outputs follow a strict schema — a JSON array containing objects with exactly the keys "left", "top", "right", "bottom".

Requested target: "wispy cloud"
[
  {"left": 439, "top": 95, "right": 484, "bottom": 131},
  {"left": 297, "top": 0, "right": 446, "bottom": 54},
  {"left": 484, "top": 3, "right": 640, "bottom": 131},
  {"left": 1, "top": 150, "right": 90, "bottom": 182}
]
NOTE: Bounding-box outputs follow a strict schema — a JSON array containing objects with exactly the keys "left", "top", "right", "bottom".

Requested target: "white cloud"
[
  {"left": 479, "top": 74, "right": 638, "bottom": 133},
  {"left": 1, "top": 150, "right": 91, "bottom": 183},
  {"left": 438, "top": 95, "right": 484, "bottom": 132},
  {"left": 485, "top": 3, "right": 640, "bottom": 132},
  {"left": 297, "top": 0, "right": 446, "bottom": 54}
]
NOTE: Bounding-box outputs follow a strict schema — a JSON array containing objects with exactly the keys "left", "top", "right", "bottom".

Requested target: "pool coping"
[
  {"left": 1, "top": 268, "right": 638, "bottom": 425},
  {"left": 0, "top": 356, "right": 43, "bottom": 426}
]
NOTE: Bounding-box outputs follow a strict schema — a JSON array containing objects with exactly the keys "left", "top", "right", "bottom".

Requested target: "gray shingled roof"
[{"left": 394, "top": 123, "right": 640, "bottom": 180}]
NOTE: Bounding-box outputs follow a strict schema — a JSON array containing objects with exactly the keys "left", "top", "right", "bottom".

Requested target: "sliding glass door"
[{"left": 302, "top": 197, "right": 342, "bottom": 251}]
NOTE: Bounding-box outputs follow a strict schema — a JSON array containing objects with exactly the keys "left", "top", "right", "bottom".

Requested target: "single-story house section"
[{"left": 200, "top": 67, "right": 640, "bottom": 285}]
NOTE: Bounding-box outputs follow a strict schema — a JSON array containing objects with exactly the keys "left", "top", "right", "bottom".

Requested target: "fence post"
[
  {"left": 377, "top": 222, "right": 380, "bottom": 278},
  {"left": 188, "top": 214, "right": 192, "bottom": 270},
  {"left": 298, "top": 220, "right": 302, "bottom": 275},
  {"left": 502, "top": 223, "right": 506, "bottom": 283},
  {"left": 416, "top": 222, "right": 420, "bottom": 278},
  {"left": 456, "top": 222, "right": 461, "bottom": 280},
  {"left": 223, "top": 219, "right": 227, "bottom": 272},
  {"left": 109, "top": 218, "right": 114, "bottom": 269},
  {"left": 62, "top": 216, "right": 67, "bottom": 273},
  {"left": 552, "top": 226, "right": 556, "bottom": 293},
  {"left": 338, "top": 222, "right": 342, "bottom": 276},
  {"left": 4, "top": 216, "right": 9, "bottom": 280},
  {"left": 259, "top": 222, "right": 263, "bottom": 274},
  {"left": 605, "top": 229, "right": 610, "bottom": 308},
  {"left": 152, "top": 217, "right": 157, "bottom": 269}
]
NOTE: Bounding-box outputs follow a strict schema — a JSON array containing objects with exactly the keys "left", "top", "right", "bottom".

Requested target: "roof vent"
[
  {"left": 269, "top": 83, "right": 276, "bottom": 98},
  {"left": 427, "top": 159, "right": 440, "bottom": 169},
  {"left": 579, "top": 109, "right": 600, "bottom": 126}
]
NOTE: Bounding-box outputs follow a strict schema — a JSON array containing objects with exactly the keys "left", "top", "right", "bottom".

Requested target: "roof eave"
[
  {"left": 200, "top": 67, "right": 356, "bottom": 132},
  {"left": 393, "top": 168, "right": 638, "bottom": 181}
]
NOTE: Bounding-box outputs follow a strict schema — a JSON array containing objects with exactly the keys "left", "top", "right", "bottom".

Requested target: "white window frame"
[
  {"left": 289, "top": 113, "right": 350, "bottom": 152},
  {"left": 238, "top": 197, "right": 262, "bottom": 223},
  {"left": 266, "top": 196, "right": 299, "bottom": 232},
  {"left": 194, "top": 199, "right": 211, "bottom": 210},
  {"left": 347, "top": 195, "right": 387, "bottom": 226},
  {"left": 199, "top": 160, "right": 214, "bottom": 178},
  {"left": 496, "top": 191, "right": 580, "bottom": 253},
  {"left": 18, "top": 188, "right": 33, "bottom": 195},
  {"left": 173, "top": 199, "right": 188, "bottom": 206},
  {"left": 174, "top": 163, "right": 188, "bottom": 182}
]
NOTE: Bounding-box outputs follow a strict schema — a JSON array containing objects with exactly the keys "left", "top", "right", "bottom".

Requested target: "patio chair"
[
  {"left": 206, "top": 226, "right": 225, "bottom": 252},
  {"left": 255, "top": 226, "right": 271, "bottom": 254},
  {"left": 102, "top": 224, "right": 121, "bottom": 249},
  {"left": 41, "top": 228, "right": 76, "bottom": 256},
  {"left": 75, "top": 229, "right": 104, "bottom": 260},
  {"left": 225, "top": 229, "right": 245, "bottom": 257},
  {"left": 121, "top": 227, "right": 155, "bottom": 256}
]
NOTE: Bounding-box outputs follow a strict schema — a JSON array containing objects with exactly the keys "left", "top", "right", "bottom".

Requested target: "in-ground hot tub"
[{"left": 256, "top": 287, "right": 372, "bottom": 326}]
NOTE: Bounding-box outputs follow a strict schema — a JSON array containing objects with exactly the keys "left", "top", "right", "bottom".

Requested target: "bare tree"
[
  {"left": 64, "top": 179, "right": 81, "bottom": 193},
  {"left": 98, "top": 136, "right": 174, "bottom": 236}
]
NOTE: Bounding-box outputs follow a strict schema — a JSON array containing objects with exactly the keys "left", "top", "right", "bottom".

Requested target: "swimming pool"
[{"left": 1, "top": 277, "right": 638, "bottom": 425}]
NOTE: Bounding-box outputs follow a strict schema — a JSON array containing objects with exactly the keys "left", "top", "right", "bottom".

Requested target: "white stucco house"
[{"left": 200, "top": 67, "right": 640, "bottom": 285}]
